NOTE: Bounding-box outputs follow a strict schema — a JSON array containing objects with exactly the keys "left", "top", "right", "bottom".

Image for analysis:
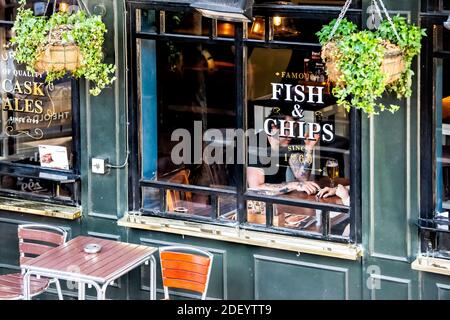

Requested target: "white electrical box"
[{"left": 92, "top": 158, "right": 108, "bottom": 174}]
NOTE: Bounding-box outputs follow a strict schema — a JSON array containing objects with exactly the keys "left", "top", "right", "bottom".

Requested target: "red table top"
[{"left": 22, "top": 236, "right": 157, "bottom": 283}]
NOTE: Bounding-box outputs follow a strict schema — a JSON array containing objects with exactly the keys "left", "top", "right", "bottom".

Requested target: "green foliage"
[
  {"left": 316, "top": 17, "right": 426, "bottom": 116},
  {"left": 10, "top": 0, "right": 116, "bottom": 96}
]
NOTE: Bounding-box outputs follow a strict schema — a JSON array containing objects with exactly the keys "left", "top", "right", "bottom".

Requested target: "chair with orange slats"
[
  {"left": 0, "top": 224, "right": 67, "bottom": 300},
  {"left": 159, "top": 246, "right": 213, "bottom": 300},
  {"left": 160, "top": 168, "right": 192, "bottom": 212}
]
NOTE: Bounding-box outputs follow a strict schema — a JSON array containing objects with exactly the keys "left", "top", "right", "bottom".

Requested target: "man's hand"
[
  {"left": 296, "top": 181, "right": 320, "bottom": 195},
  {"left": 316, "top": 187, "right": 336, "bottom": 199}
]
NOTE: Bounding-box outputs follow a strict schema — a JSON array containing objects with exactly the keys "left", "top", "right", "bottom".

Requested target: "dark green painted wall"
[{"left": 1, "top": 0, "right": 449, "bottom": 300}]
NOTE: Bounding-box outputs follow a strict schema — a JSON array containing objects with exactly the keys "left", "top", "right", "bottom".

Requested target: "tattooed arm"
[{"left": 247, "top": 167, "right": 320, "bottom": 195}]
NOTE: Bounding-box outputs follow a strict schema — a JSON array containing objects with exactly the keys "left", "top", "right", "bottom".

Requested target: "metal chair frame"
[{"left": 0, "top": 224, "right": 67, "bottom": 300}]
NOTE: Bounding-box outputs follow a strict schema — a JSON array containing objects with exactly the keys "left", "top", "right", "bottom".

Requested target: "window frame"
[
  {"left": 419, "top": 11, "right": 450, "bottom": 254},
  {"left": 421, "top": 0, "right": 450, "bottom": 12},
  {"left": 127, "top": 0, "right": 362, "bottom": 244},
  {"left": 0, "top": 11, "right": 81, "bottom": 206}
]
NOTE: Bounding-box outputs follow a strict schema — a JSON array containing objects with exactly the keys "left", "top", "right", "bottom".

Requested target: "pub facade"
[{"left": 0, "top": 0, "right": 449, "bottom": 300}]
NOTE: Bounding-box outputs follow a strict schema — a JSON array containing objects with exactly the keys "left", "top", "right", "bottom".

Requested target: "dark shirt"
[{"left": 248, "top": 132, "right": 306, "bottom": 184}]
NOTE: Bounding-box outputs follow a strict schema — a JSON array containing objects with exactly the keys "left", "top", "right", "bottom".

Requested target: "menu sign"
[
  {"left": 264, "top": 56, "right": 335, "bottom": 143},
  {"left": 0, "top": 50, "right": 72, "bottom": 141}
]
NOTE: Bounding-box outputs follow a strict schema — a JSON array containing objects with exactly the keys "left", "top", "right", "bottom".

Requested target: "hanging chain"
[
  {"left": 77, "top": 0, "right": 92, "bottom": 16},
  {"left": 43, "top": 0, "right": 51, "bottom": 16},
  {"left": 372, "top": 0, "right": 383, "bottom": 21},
  {"left": 328, "top": 0, "right": 401, "bottom": 43},
  {"left": 47, "top": 0, "right": 58, "bottom": 42},
  {"left": 377, "top": 0, "right": 401, "bottom": 43},
  {"left": 328, "top": 0, "right": 353, "bottom": 41}
]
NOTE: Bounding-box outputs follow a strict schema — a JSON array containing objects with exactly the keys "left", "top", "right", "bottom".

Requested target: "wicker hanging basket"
[
  {"left": 34, "top": 25, "right": 83, "bottom": 74},
  {"left": 321, "top": 40, "right": 405, "bottom": 86}
]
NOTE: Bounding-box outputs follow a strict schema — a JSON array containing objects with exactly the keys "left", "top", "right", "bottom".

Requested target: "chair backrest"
[
  {"left": 165, "top": 169, "right": 191, "bottom": 212},
  {"left": 159, "top": 246, "right": 213, "bottom": 300},
  {"left": 18, "top": 224, "right": 67, "bottom": 267}
]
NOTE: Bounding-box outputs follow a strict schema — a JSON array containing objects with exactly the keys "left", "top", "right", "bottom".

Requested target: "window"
[
  {"left": 0, "top": 1, "right": 80, "bottom": 206},
  {"left": 253, "top": 0, "right": 360, "bottom": 7},
  {"left": 129, "top": 1, "right": 362, "bottom": 243},
  {"left": 420, "top": 10, "right": 450, "bottom": 258},
  {"left": 422, "top": 0, "right": 450, "bottom": 12}
]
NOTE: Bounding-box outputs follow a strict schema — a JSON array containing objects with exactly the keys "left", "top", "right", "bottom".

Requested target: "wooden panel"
[
  {"left": 420, "top": 272, "right": 450, "bottom": 300},
  {"left": 254, "top": 255, "right": 349, "bottom": 300},
  {"left": 81, "top": 0, "right": 127, "bottom": 218},
  {"left": 370, "top": 275, "right": 412, "bottom": 300}
]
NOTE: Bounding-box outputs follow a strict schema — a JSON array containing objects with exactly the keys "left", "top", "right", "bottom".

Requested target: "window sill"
[
  {"left": 412, "top": 256, "right": 450, "bottom": 277},
  {"left": 0, "top": 196, "right": 81, "bottom": 220},
  {"left": 118, "top": 213, "right": 362, "bottom": 261}
]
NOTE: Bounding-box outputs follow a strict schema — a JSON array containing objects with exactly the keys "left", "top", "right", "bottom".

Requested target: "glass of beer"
[{"left": 326, "top": 159, "right": 339, "bottom": 188}]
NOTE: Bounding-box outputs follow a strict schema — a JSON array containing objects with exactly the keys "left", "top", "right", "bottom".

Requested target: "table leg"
[
  {"left": 150, "top": 255, "right": 156, "bottom": 300},
  {"left": 78, "top": 282, "right": 85, "bottom": 300},
  {"left": 23, "top": 271, "right": 31, "bottom": 300}
]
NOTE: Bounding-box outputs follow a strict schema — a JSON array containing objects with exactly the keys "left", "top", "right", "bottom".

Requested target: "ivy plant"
[
  {"left": 10, "top": 0, "right": 116, "bottom": 96},
  {"left": 317, "top": 16, "right": 426, "bottom": 115}
]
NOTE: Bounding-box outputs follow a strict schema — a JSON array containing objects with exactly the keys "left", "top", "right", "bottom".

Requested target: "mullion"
[
  {"left": 266, "top": 202, "right": 273, "bottom": 227},
  {"left": 321, "top": 211, "right": 330, "bottom": 239},
  {"left": 234, "top": 22, "right": 247, "bottom": 225},
  {"left": 129, "top": 3, "right": 141, "bottom": 211}
]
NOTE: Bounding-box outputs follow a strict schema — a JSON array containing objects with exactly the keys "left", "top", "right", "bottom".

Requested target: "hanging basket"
[
  {"left": 34, "top": 25, "right": 83, "bottom": 73},
  {"left": 321, "top": 40, "right": 405, "bottom": 86}
]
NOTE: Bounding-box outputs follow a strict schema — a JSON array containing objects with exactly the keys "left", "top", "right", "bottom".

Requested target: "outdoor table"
[{"left": 21, "top": 236, "right": 158, "bottom": 300}]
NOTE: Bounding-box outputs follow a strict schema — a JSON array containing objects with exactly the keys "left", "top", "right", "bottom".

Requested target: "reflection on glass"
[
  {"left": 249, "top": 17, "right": 265, "bottom": 40},
  {"left": 246, "top": 47, "right": 351, "bottom": 209},
  {"left": 0, "top": 27, "right": 74, "bottom": 169},
  {"left": 434, "top": 24, "right": 450, "bottom": 52},
  {"left": 165, "top": 11, "right": 210, "bottom": 36},
  {"left": 247, "top": 200, "right": 268, "bottom": 225},
  {"left": 142, "top": 187, "right": 160, "bottom": 212},
  {"left": 274, "top": 204, "right": 319, "bottom": 231},
  {"left": 0, "top": 174, "right": 74, "bottom": 200},
  {"left": 254, "top": 0, "right": 346, "bottom": 5},
  {"left": 218, "top": 196, "right": 237, "bottom": 221},
  {"left": 0, "top": 0, "right": 17, "bottom": 21},
  {"left": 138, "top": 38, "right": 237, "bottom": 216},
  {"left": 137, "top": 9, "right": 157, "bottom": 33},
  {"left": 217, "top": 21, "right": 235, "bottom": 38},
  {"left": 167, "top": 190, "right": 212, "bottom": 218}
]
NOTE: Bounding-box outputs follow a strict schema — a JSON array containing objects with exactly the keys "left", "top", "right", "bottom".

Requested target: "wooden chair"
[
  {"left": 159, "top": 246, "right": 213, "bottom": 300},
  {"left": 0, "top": 224, "right": 67, "bottom": 300},
  {"left": 163, "top": 169, "right": 192, "bottom": 212}
]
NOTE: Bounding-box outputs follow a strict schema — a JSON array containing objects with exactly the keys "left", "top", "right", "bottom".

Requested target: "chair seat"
[{"left": 0, "top": 273, "right": 50, "bottom": 300}]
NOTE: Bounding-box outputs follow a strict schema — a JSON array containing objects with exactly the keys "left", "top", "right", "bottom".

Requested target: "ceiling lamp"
[{"left": 190, "top": 0, "right": 254, "bottom": 23}]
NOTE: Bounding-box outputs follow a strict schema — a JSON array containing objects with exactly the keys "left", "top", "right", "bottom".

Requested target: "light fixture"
[
  {"left": 59, "top": 2, "right": 70, "bottom": 13},
  {"left": 444, "top": 15, "right": 450, "bottom": 31},
  {"left": 218, "top": 22, "right": 235, "bottom": 37},
  {"left": 250, "top": 17, "right": 264, "bottom": 35},
  {"left": 190, "top": 0, "right": 254, "bottom": 23},
  {"left": 273, "top": 16, "right": 282, "bottom": 27}
]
